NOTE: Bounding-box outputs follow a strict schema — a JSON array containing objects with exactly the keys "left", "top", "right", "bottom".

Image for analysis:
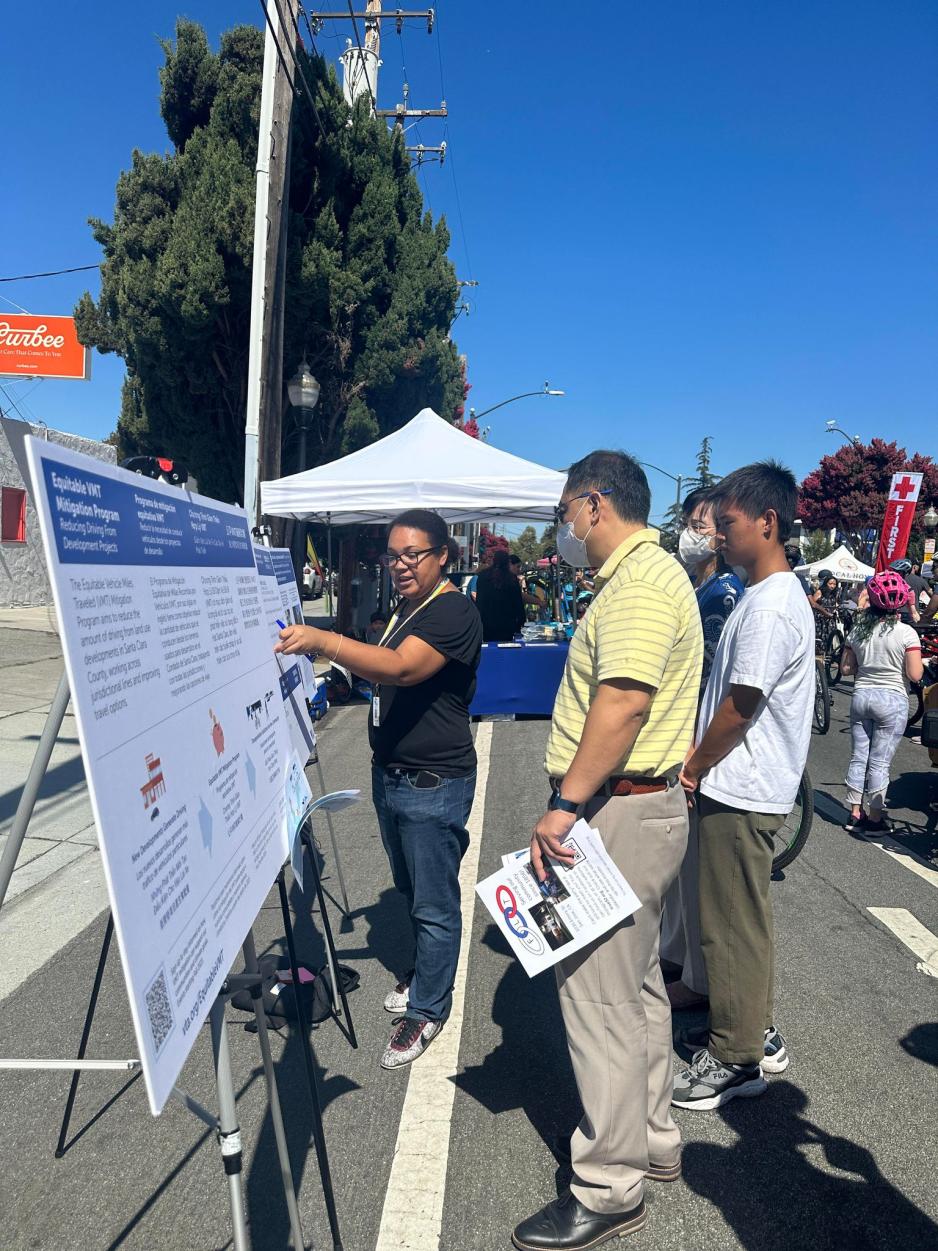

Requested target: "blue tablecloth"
[{"left": 470, "top": 641, "right": 569, "bottom": 717}]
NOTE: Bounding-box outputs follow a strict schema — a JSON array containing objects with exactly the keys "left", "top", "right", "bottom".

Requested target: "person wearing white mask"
[
  {"left": 661, "top": 490, "right": 745, "bottom": 1012},
  {"left": 513, "top": 451, "right": 702, "bottom": 1251}
]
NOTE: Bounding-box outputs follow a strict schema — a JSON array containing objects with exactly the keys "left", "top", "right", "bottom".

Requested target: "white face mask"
[
  {"left": 557, "top": 498, "right": 594, "bottom": 568},
  {"left": 679, "top": 527, "right": 715, "bottom": 566}
]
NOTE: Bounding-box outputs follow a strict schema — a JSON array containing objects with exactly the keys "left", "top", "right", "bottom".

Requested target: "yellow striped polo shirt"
[{"left": 545, "top": 528, "right": 703, "bottom": 777}]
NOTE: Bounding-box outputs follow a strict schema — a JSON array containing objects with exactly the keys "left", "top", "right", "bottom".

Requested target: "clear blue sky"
[{"left": 4, "top": 2, "right": 937, "bottom": 523}]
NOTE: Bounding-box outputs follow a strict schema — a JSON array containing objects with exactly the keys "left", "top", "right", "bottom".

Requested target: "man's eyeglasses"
[
  {"left": 554, "top": 489, "right": 612, "bottom": 525},
  {"left": 379, "top": 545, "right": 444, "bottom": 569}
]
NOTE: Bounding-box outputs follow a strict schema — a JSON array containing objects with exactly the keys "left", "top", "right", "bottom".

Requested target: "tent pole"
[{"left": 326, "top": 513, "right": 333, "bottom": 619}]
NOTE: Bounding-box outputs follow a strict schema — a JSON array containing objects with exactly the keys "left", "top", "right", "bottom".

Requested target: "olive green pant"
[{"left": 697, "top": 793, "right": 785, "bottom": 1067}]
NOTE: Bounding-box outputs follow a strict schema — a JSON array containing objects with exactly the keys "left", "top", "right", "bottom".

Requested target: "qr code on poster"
[
  {"left": 144, "top": 967, "right": 175, "bottom": 1054},
  {"left": 558, "top": 838, "right": 586, "bottom": 871}
]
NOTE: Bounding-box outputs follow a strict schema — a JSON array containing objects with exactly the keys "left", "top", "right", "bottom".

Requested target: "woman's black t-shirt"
[{"left": 368, "top": 591, "right": 483, "bottom": 776}]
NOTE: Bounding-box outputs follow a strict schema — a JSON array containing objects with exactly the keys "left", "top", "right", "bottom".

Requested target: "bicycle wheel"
[
  {"left": 772, "top": 769, "right": 814, "bottom": 872},
  {"left": 814, "top": 660, "right": 831, "bottom": 734},
  {"left": 826, "top": 630, "right": 844, "bottom": 687}
]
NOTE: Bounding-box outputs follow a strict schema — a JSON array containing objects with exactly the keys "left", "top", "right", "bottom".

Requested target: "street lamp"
[
  {"left": 287, "top": 360, "right": 321, "bottom": 595},
  {"left": 825, "top": 420, "right": 861, "bottom": 447},
  {"left": 639, "top": 461, "right": 693, "bottom": 519},
  {"left": 469, "top": 381, "right": 565, "bottom": 422}
]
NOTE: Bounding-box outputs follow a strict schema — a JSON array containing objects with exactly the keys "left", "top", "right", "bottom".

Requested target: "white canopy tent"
[
  {"left": 796, "top": 544, "right": 874, "bottom": 584},
  {"left": 260, "top": 407, "right": 567, "bottom": 524}
]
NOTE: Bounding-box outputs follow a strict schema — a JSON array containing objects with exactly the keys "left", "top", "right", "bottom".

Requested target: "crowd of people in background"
[{"left": 278, "top": 450, "right": 934, "bottom": 1251}]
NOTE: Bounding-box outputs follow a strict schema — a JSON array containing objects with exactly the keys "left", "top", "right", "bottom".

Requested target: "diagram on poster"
[
  {"left": 25, "top": 437, "right": 294, "bottom": 1114},
  {"left": 268, "top": 547, "right": 318, "bottom": 705}
]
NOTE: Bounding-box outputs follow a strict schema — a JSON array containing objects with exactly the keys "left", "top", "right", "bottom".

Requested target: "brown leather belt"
[{"left": 549, "top": 774, "right": 675, "bottom": 800}]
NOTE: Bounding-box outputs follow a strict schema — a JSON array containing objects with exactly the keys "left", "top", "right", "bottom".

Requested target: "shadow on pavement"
[
  {"left": 900, "top": 1023, "right": 938, "bottom": 1068},
  {"left": 453, "top": 924, "right": 578, "bottom": 1159},
  {"left": 0, "top": 752, "right": 87, "bottom": 825},
  {"left": 682, "top": 1082, "right": 938, "bottom": 1250}
]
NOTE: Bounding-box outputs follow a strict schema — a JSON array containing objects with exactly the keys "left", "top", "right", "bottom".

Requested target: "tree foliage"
[
  {"left": 801, "top": 530, "right": 834, "bottom": 564},
  {"left": 512, "top": 525, "right": 542, "bottom": 565},
  {"left": 799, "top": 439, "right": 938, "bottom": 550},
  {"left": 75, "top": 20, "right": 463, "bottom": 502},
  {"left": 661, "top": 435, "right": 717, "bottom": 536}
]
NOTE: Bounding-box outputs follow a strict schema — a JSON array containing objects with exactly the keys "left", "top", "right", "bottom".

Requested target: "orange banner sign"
[{"left": 0, "top": 315, "right": 91, "bottom": 380}]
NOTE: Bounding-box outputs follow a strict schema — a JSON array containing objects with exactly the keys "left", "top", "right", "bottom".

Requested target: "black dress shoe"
[{"left": 512, "top": 1191, "right": 646, "bottom": 1250}]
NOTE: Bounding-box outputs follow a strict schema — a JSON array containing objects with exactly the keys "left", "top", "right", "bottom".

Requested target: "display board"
[
  {"left": 268, "top": 547, "right": 318, "bottom": 707},
  {"left": 25, "top": 437, "right": 294, "bottom": 1114},
  {"left": 253, "top": 544, "right": 316, "bottom": 765}
]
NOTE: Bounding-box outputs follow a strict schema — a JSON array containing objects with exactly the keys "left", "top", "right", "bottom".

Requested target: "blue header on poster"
[
  {"left": 253, "top": 545, "right": 275, "bottom": 578},
  {"left": 269, "top": 549, "right": 297, "bottom": 590},
  {"left": 40, "top": 455, "right": 254, "bottom": 569}
]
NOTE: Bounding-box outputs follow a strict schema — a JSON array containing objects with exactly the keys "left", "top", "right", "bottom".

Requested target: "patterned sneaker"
[
  {"left": 383, "top": 971, "right": 414, "bottom": 1014},
  {"left": 762, "top": 1026, "right": 790, "bottom": 1074},
  {"left": 380, "top": 1016, "right": 442, "bottom": 1070},
  {"left": 672, "top": 1048, "right": 767, "bottom": 1110}
]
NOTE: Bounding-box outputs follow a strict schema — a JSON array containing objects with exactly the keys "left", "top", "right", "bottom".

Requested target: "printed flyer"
[{"left": 25, "top": 437, "right": 294, "bottom": 1114}]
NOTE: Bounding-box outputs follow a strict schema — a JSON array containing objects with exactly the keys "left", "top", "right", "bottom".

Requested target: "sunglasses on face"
[
  {"left": 378, "top": 545, "right": 444, "bottom": 569},
  {"left": 553, "top": 489, "right": 612, "bottom": 526}
]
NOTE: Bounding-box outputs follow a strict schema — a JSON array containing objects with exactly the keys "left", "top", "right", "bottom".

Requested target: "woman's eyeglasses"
[
  {"left": 554, "top": 489, "right": 611, "bottom": 525},
  {"left": 379, "top": 545, "right": 444, "bottom": 569}
]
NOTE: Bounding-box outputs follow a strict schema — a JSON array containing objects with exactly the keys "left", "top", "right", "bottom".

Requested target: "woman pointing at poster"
[{"left": 276, "top": 509, "right": 482, "bottom": 1070}]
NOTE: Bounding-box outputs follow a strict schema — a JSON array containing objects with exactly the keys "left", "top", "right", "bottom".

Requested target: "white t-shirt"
[
  {"left": 847, "top": 619, "right": 920, "bottom": 695},
  {"left": 698, "top": 571, "right": 815, "bottom": 814}
]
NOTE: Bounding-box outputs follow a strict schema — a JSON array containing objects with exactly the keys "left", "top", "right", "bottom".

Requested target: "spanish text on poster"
[
  {"left": 476, "top": 820, "right": 641, "bottom": 977},
  {"left": 25, "top": 437, "right": 293, "bottom": 1114}
]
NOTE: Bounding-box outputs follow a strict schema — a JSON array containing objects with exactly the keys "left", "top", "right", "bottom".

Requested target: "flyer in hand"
[
  {"left": 25, "top": 437, "right": 295, "bottom": 1114},
  {"left": 476, "top": 820, "right": 641, "bottom": 977}
]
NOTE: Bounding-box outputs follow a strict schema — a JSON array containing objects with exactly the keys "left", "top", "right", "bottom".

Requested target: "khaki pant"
[
  {"left": 659, "top": 805, "right": 708, "bottom": 994},
  {"left": 557, "top": 782, "right": 688, "bottom": 1214},
  {"left": 697, "top": 793, "right": 785, "bottom": 1066}
]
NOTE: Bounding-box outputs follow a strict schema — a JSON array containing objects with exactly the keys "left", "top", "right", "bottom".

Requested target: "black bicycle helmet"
[
  {"left": 817, "top": 569, "right": 834, "bottom": 585},
  {"left": 890, "top": 558, "right": 913, "bottom": 575}
]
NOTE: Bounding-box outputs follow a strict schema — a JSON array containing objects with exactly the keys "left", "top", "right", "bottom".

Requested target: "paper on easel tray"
[{"left": 476, "top": 819, "right": 641, "bottom": 977}]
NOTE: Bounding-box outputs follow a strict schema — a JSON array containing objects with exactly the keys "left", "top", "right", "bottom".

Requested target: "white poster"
[
  {"left": 268, "top": 547, "right": 318, "bottom": 703},
  {"left": 25, "top": 437, "right": 294, "bottom": 1114},
  {"left": 476, "top": 820, "right": 641, "bottom": 977}
]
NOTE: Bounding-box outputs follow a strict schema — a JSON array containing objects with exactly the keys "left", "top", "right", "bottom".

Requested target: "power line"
[
  {"left": 259, "top": 0, "right": 330, "bottom": 145},
  {"left": 345, "top": 0, "right": 378, "bottom": 115},
  {"left": 433, "top": 11, "right": 474, "bottom": 280},
  {"left": 0, "top": 264, "right": 99, "bottom": 284}
]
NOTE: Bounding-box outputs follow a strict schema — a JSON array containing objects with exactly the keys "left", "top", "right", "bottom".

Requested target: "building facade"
[{"left": 0, "top": 418, "right": 117, "bottom": 607}]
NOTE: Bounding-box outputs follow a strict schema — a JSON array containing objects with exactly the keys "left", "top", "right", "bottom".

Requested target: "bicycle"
[
  {"left": 813, "top": 658, "right": 831, "bottom": 734},
  {"left": 816, "top": 611, "right": 846, "bottom": 687},
  {"left": 905, "top": 623, "right": 938, "bottom": 731},
  {"left": 771, "top": 768, "right": 814, "bottom": 873}
]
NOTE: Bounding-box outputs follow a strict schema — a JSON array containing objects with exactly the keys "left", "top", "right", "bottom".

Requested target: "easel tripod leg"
[
  {"left": 302, "top": 828, "right": 357, "bottom": 1049},
  {"left": 209, "top": 999, "right": 252, "bottom": 1251},
  {"left": 241, "top": 930, "right": 306, "bottom": 1251},
  {"left": 0, "top": 671, "right": 71, "bottom": 911},
  {"left": 277, "top": 870, "right": 345, "bottom": 1251},
  {"left": 54, "top": 911, "right": 115, "bottom": 1158},
  {"left": 313, "top": 756, "right": 352, "bottom": 918}
]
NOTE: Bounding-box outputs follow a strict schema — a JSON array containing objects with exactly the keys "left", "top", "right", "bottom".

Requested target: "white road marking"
[
  {"left": 375, "top": 721, "right": 493, "bottom": 1251},
  {"left": 863, "top": 834, "right": 938, "bottom": 892},
  {"left": 867, "top": 907, "right": 938, "bottom": 977}
]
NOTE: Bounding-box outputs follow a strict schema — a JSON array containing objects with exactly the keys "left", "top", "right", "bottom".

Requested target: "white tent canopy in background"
[
  {"left": 260, "top": 408, "right": 567, "bottom": 524},
  {"left": 796, "top": 544, "right": 874, "bottom": 584}
]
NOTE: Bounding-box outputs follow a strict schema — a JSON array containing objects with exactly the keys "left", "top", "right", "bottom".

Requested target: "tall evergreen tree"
[{"left": 75, "top": 21, "right": 463, "bottom": 502}]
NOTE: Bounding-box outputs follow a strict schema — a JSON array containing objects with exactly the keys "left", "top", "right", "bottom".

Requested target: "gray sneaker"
[
  {"left": 383, "top": 971, "right": 413, "bottom": 1014},
  {"left": 762, "top": 1026, "right": 790, "bottom": 1074},
  {"left": 380, "top": 1016, "right": 442, "bottom": 1070},
  {"left": 672, "top": 1048, "right": 767, "bottom": 1110}
]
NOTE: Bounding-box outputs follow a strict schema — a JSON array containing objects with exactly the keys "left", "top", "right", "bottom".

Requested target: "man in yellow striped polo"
[{"left": 512, "top": 451, "right": 702, "bottom": 1251}]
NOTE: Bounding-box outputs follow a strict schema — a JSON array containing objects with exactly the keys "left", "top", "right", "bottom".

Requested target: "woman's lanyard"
[{"left": 372, "top": 580, "right": 449, "bottom": 727}]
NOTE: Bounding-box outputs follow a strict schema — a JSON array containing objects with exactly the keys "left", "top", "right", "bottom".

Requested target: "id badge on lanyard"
[{"left": 372, "top": 692, "right": 381, "bottom": 727}]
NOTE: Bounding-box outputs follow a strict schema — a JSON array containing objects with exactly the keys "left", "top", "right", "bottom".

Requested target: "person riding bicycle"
[
  {"left": 890, "top": 559, "right": 921, "bottom": 624},
  {"left": 810, "top": 570, "right": 840, "bottom": 618}
]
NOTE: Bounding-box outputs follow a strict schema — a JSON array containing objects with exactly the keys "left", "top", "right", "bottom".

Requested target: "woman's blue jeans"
[{"left": 372, "top": 765, "right": 476, "bottom": 1023}]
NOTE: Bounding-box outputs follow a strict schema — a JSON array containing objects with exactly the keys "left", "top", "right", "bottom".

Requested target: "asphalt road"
[{"left": 1, "top": 657, "right": 936, "bottom": 1251}]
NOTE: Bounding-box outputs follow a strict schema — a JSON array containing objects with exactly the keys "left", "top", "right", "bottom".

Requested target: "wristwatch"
[{"left": 549, "top": 792, "right": 579, "bottom": 815}]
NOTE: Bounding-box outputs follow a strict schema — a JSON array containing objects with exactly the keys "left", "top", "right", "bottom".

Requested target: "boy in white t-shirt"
[{"left": 673, "top": 462, "right": 815, "bottom": 1111}]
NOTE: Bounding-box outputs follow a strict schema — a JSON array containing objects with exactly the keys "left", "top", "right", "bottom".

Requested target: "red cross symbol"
[{"left": 894, "top": 475, "right": 918, "bottom": 500}]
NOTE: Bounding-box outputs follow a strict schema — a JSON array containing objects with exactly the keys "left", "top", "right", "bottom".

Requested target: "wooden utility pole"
[{"left": 243, "top": 0, "right": 300, "bottom": 528}]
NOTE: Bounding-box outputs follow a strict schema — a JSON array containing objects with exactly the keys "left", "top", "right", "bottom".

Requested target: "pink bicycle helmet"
[{"left": 867, "top": 570, "right": 911, "bottom": 612}]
